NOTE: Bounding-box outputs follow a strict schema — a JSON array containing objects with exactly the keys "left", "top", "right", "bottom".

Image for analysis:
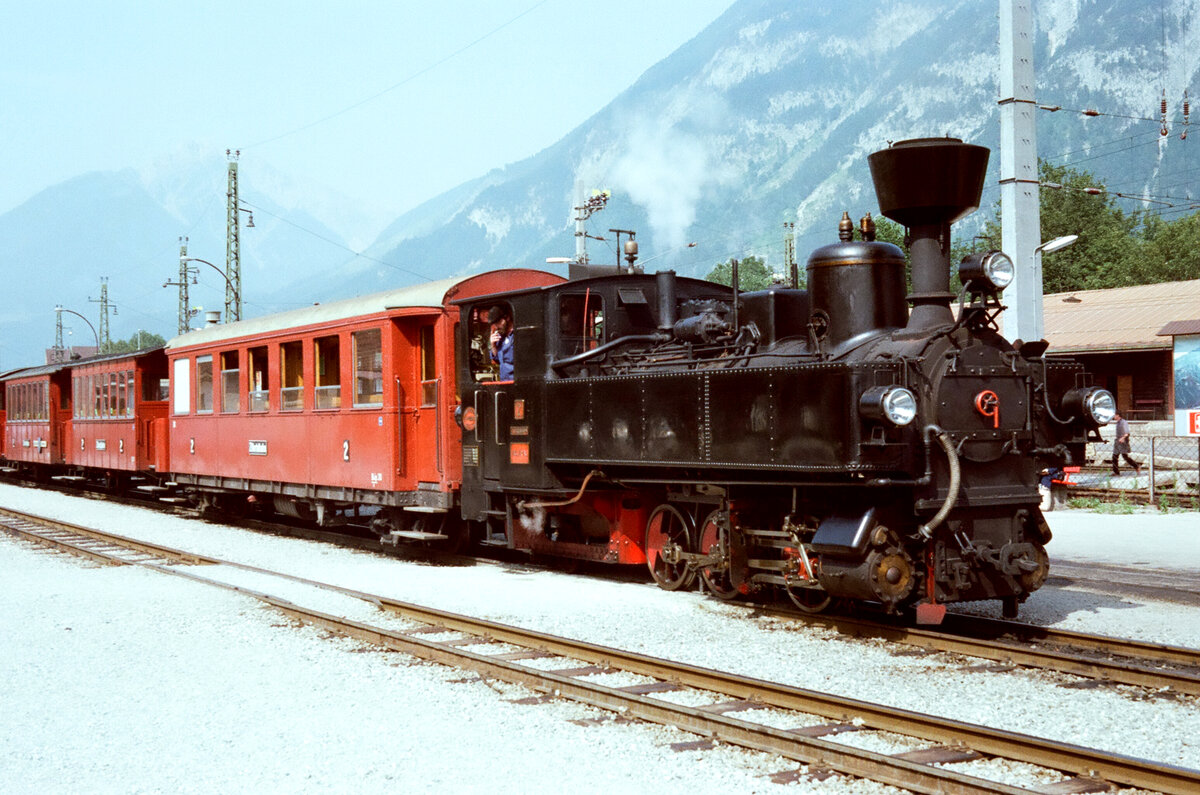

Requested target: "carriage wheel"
[
  {"left": 644, "top": 504, "right": 695, "bottom": 591},
  {"left": 697, "top": 509, "right": 741, "bottom": 600}
]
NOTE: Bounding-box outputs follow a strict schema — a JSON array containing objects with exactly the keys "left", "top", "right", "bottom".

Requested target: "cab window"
[{"left": 558, "top": 294, "right": 605, "bottom": 357}]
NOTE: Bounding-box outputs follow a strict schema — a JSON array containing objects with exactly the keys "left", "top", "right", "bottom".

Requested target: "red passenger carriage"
[
  {"left": 67, "top": 349, "right": 171, "bottom": 484},
  {"left": 1, "top": 362, "right": 70, "bottom": 475},
  {"left": 164, "top": 271, "right": 561, "bottom": 534},
  {"left": 1, "top": 349, "right": 172, "bottom": 485}
]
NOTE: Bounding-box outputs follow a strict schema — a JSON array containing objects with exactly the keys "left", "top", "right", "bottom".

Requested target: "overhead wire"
[{"left": 242, "top": 1, "right": 551, "bottom": 151}]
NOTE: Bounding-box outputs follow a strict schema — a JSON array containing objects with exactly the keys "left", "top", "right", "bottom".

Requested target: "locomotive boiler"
[{"left": 456, "top": 138, "right": 1114, "bottom": 622}]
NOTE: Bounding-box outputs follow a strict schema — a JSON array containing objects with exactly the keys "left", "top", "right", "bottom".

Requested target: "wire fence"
[{"left": 1082, "top": 435, "right": 1200, "bottom": 505}]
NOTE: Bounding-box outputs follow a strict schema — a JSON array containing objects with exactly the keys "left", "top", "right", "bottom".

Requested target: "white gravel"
[{"left": 1, "top": 481, "right": 1197, "bottom": 792}]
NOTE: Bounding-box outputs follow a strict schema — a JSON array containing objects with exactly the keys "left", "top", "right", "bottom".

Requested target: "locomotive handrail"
[
  {"left": 1037, "top": 361, "right": 1077, "bottom": 426},
  {"left": 549, "top": 332, "right": 669, "bottom": 373}
]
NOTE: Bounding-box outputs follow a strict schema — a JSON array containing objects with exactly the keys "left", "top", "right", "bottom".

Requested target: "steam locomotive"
[
  {"left": 453, "top": 138, "right": 1113, "bottom": 622},
  {"left": 2, "top": 138, "right": 1114, "bottom": 623}
]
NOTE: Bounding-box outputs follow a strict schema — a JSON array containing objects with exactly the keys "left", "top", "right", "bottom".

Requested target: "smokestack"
[{"left": 867, "top": 138, "right": 989, "bottom": 330}]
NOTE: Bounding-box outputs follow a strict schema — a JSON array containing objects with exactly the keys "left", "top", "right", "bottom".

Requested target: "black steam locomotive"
[{"left": 454, "top": 138, "right": 1114, "bottom": 622}]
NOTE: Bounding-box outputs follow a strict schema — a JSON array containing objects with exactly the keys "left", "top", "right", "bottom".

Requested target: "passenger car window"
[
  {"left": 315, "top": 336, "right": 341, "bottom": 409},
  {"left": 280, "top": 341, "right": 303, "bottom": 412},
  {"left": 221, "top": 352, "right": 239, "bottom": 413},
  {"left": 248, "top": 346, "right": 269, "bottom": 412},
  {"left": 172, "top": 359, "right": 191, "bottom": 415},
  {"left": 196, "top": 356, "right": 214, "bottom": 413},
  {"left": 353, "top": 329, "right": 383, "bottom": 407}
]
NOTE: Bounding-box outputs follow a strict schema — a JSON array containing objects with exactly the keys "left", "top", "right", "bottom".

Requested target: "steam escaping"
[
  {"left": 518, "top": 504, "right": 547, "bottom": 535},
  {"left": 608, "top": 93, "right": 738, "bottom": 252}
]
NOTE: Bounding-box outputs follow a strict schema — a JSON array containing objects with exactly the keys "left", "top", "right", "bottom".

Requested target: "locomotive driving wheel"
[
  {"left": 644, "top": 504, "right": 695, "bottom": 591},
  {"left": 697, "top": 509, "right": 741, "bottom": 600}
]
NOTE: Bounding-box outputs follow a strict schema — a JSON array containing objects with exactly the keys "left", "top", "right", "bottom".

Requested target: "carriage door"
[{"left": 406, "top": 322, "right": 443, "bottom": 484}]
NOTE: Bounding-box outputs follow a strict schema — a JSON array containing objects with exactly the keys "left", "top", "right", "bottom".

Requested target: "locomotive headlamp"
[
  {"left": 1062, "top": 386, "right": 1117, "bottom": 427},
  {"left": 958, "top": 251, "right": 1015, "bottom": 292},
  {"left": 859, "top": 385, "right": 918, "bottom": 426},
  {"left": 1083, "top": 388, "right": 1117, "bottom": 425}
]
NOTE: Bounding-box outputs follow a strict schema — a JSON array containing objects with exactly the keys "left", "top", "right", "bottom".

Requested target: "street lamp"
[
  {"left": 55, "top": 306, "right": 99, "bottom": 350},
  {"left": 1027, "top": 234, "right": 1079, "bottom": 340},
  {"left": 1033, "top": 235, "right": 1079, "bottom": 294},
  {"left": 181, "top": 257, "right": 240, "bottom": 322}
]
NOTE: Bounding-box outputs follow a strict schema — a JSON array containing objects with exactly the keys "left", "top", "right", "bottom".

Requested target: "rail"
[{"left": 3, "top": 505, "right": 1199, "bottom": 794}]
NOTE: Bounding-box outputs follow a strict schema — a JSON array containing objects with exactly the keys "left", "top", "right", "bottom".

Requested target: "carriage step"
[
  {"left": 158, "top": 497, "right": 189, "bottom": 504},
  {"left": 51, "top": 475, "right": 86, "bottom": 482},
  {"left": 137, "top": 485, "right": 169, "bottom": 493},
  {"left": 383, "top": 530, "right": 448, "bottom": 543}
]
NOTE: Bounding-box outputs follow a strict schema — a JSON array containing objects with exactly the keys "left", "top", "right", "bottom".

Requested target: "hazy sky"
[{"left": 2, "top": 1, "right": 734, "bottom": 220}]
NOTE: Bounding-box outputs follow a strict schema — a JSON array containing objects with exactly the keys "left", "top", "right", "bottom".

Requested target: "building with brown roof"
[{"left": 1042, "top": 279, "right": 1200, "bottom": 420}]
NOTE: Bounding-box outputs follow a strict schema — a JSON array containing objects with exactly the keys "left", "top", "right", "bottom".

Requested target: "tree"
[
  {"left": 705, "top": 255, "right": 775, "bottom": 290},
  {"left": 105, "top": 331, "right": 167, "bottom": 354},
  {"left": 979, "top": 161, "right": 1146, "bottom": 294},
  {"left": 1136, "top": 211, "right": 1200, "bottom": 284},
  {"left": 1035, "top": 161, "right": 1142, "bottom": 293}
]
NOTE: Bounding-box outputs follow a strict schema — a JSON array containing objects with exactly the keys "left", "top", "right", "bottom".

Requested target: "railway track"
[
  {"left": 756, "top": 606, "right": 1200, "bottom": 698},
  {"left": 2, "top": 505, "right": 1198, "bottom": 794},
  {"left": 6, "top": 480, "right": 1199, "bottom": 696}
]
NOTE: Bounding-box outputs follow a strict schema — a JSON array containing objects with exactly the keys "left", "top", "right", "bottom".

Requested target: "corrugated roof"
[
  {"left": 1157, "top": 319, "right": 1200, "bottom": 337},
  {"left": 1042, "top": 279, "right": 1200, "bottom": 353}
]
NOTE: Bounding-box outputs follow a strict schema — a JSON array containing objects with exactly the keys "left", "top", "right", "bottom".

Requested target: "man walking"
[{"left": 1110, "top": 411, "right": 1140, "bottom": 476}]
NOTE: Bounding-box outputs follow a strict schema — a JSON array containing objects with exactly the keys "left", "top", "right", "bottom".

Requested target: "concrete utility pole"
[
  {"left": 225, "top": 150, "right": 242, "bottom": 323},
  {"left": 998, "top": 0, "right": 1045, "bottom": 342},
  {"left": 784, "top": 222, "right": 797, "bottom": 287}
]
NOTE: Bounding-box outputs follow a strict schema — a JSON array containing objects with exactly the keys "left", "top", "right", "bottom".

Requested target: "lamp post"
[
  {"left": 1023, "top": 234, "right": 1079, "bottom": 341},
  {"left": 55, "top": 306, "right": 100, "bottom": 353},
  {"left": 181, "top": 257, "right": 240, "bottom": 322}
]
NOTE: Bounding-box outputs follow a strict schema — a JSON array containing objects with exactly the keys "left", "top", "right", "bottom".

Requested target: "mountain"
[
  {"left": 344, "top": 0, "right": 1199, "bottom": 293},
  {"left": 3, "top": 0, "right": 1197, "bottom": 369},
  {"left": 0, "top": 150, "right": 370, "bottom": 370}
]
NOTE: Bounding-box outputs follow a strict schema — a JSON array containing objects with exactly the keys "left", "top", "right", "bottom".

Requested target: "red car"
[
  {"left": 164, "top": 271, "right": 561, "bottom": 536},
  {"left": 67, "top": 349, "right": 171, "bottom": 485},
  {"left": 1, "top": 349, "right": 172, "bottom": 487},
  {"left": 1, "top": 362, "right": 69, "bottom": 475}
]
